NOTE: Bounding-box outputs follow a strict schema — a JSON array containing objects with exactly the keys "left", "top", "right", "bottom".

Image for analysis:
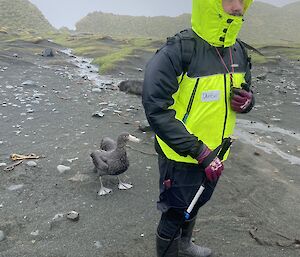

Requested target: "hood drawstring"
[{"left": 215, "top": 47, "right": 235, "bottom": 87}]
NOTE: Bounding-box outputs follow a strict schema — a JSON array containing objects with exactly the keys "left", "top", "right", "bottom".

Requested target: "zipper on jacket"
[
  {"left": 182, "top": 78, "right": 200, "bottom": 123},
  {"left": 179, "top": 73, "right": 185, "bottom": 84},
  {"left": 222, "top": 74, "right": 228, "bottom": 140}
]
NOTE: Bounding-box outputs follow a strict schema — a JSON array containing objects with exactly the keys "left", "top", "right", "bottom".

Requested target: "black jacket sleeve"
[{"left": 142, "top": 41, "right": 204, "bottom": 158}]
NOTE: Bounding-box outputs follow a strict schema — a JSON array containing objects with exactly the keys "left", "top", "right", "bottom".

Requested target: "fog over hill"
[
  {"left": 28, "top": 0, "right": 300, "bottom": 29},
  {"left": 75, "top": 2, "right": 300, "bottom": 45},
  {"left": 1, "top": 0, "right": 299, "bottom": 45}
]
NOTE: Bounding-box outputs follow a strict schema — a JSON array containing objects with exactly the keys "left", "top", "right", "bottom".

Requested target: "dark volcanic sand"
[{"left": 0, "top": 38, "right": 299, "bottom": 257}]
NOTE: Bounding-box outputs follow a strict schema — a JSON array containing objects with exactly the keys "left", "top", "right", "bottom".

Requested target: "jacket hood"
[{"left": 191, "top": 0, "right": 253, "bottom": 47}]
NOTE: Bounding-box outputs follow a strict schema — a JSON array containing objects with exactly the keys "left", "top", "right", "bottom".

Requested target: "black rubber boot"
[
  {"left": 156, "top": 233, "right": 180, "bottom": 257},
  {"left": 179, "top": 218, "right": 212, "bottom": 257}
]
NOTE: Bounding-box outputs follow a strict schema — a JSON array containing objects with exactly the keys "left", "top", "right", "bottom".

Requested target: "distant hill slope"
[
  {"left": 76, "top": 1, "right": 300, "bottom": 45},
  {"left": 0, "top": 0, "right": 54, "bottom": 33},
  {"left": 76, "top": 12, "right": 190, "bottom": 39},
  {"left": 240, "top": 1, "right": 300, "bottom": 45}
]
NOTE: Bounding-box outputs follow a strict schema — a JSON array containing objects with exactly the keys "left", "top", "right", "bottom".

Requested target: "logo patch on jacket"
[{"left": 201, "top": 90, "right": 220, "bottom": 102}]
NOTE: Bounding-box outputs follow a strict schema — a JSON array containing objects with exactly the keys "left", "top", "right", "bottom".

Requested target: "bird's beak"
[{"left": 128, "top": 134, "right": 140, "bottom": 143}]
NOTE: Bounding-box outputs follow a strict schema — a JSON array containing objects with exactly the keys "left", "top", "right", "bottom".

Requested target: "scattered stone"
[
  {"left": 92, "top": 111, "right": 104, "bottom": 118},
  {"left": 0, "top": 230, "right": 5, "bottom": 242},
  {"left": 22, "top": 80, "right": 37, "bottom": 87},
  {"left": 100, "top": 108, "right": 110, "bottom": 113},
  {"left": 108, "top": 103, "right": 117, "bottom": 107},
  {"left": 280, "top": 78, "right": 286, "bottom": 83},
  {"left": 30, "top": 230, "right": 39, "bottom": 236},
  {"left": 66, "top": 211, "right": 79, "bottom": 221},
  {"left": 52, "top": 213, "right": 64, "bottom": 221},
  {"left": 94, "top": 241, "right": 103, "bottom": 249},
  {"left": 270, "top": 118, "right": 281, "bottom": 122},
  {"left": 57, "top": 165, "right": 71, "bottom": 173},
  {"left": 254, "top": 151, "right": 261, "bottom": 156},
  {"left": 27, "top": 161, "right": 37, "bottom": 167},
  {"left": 256, "top": 73, "right": 267, "bottom": 80},
  {"left": 7, "top": 184, "right": 24, "bottom": 191},
  {"left": 67, "top": 157, "right": 78, "bottom": 163},
  {"left": 13, "top": 53, "right": 18, "bottom": 58},
  {"left": 14, "top": 130, "right": 21, "bottom": 135},
  {"left": 92, "top": 88, "right": 102, "bottom": 93},
  {"left": 104, "top": 81, "right": 113, "bottom": 86},
  {"left": 0, "top": 163, "right": 7, "bottom": 167},
  {"left": 139, "top": 120, "right": 152, "bottom": 132},
  {"left": 33, "top": 93, "right": 45, "bottom": 98},
  {"left": 49, "top": 213, "right": 65, "bottom": 229},
  {"left": 248, "top": 131, "right": 255, "bottom": 135},
  {"left": 26, "top": 108, "right": 34, "bottom": 113},
  {"left": 42, "top": 48, "right": 54, "bottom": 57}
]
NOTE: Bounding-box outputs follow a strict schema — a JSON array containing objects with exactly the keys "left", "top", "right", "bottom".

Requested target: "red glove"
[
  {"left": 197, "top": 145, "right": 224, "bottom": 182},
  {"left": 203, "top": 157, "right": 224, "bottom": 182},
  {"left": 231, "top": 88, "right": 253, "bottom": 113}
]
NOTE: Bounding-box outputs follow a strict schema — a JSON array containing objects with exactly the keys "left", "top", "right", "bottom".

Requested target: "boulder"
[
  {"left": 42, "top": 48, "right": 54, "bottom": 57},
  {"left": 118, "top": 80, "right": 143, "bottom": 96}
]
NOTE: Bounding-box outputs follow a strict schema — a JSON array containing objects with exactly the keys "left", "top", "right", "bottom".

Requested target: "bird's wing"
[
  {"left": 90, "top": 150, "right": 109, "bottom": 170},
  {"left": 100, "top": 137, "right": 117, "bottom": 151}
]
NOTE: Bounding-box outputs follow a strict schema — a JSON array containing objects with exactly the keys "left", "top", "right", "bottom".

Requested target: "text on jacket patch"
[{"left": 201, "top": 90, "right": 220, "bottom": 102}]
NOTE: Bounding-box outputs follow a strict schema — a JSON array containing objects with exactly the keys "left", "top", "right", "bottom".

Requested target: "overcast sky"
[{"left": 28, "top": 0, "right": 299, "bottom": 29}]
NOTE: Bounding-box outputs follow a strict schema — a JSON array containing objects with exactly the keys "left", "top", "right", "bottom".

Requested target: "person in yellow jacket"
[{"left": 142, "top": 0, "right": 255, "bottom": 256}]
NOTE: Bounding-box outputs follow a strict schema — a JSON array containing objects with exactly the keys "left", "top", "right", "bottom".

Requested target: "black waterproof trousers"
[{"left": 157, "top": 155, "right": 218, "bottom": 239}]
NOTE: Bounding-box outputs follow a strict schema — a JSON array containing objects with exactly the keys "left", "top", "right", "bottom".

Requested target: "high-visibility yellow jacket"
[{"left": 142, "top": 0, "right": 254, "bottom": 164}]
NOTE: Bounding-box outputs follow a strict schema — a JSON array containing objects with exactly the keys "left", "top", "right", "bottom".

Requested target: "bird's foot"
[
  {"left": 97, "top": 187, "right": 112, "bottom": 196},
  {"left": 118, "top": 182, "right": 133, "bottom": 190}
]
